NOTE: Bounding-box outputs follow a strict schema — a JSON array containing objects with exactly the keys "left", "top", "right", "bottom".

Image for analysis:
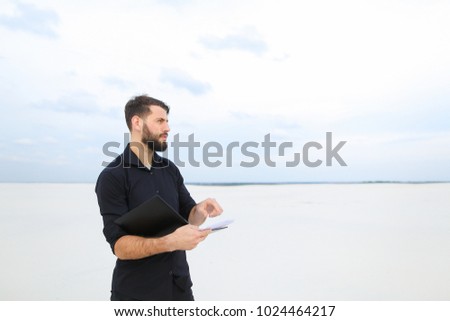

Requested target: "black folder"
[{"left": 114, "top": 195, "right": 188, "bottom": 237}]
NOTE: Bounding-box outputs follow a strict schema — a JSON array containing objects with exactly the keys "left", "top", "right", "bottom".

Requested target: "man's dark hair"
[{"left": 124, "top": 95, "right": 170, "bottom": 130}]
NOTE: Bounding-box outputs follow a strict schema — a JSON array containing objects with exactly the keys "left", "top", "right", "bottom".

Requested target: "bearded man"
[{"left": 95, "top": 95, "right": 223, "bottom": 301}]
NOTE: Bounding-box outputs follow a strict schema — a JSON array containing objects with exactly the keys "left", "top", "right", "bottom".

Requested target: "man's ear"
[{"left": 131, "top": 115, "right": 142, "bottom": 132}]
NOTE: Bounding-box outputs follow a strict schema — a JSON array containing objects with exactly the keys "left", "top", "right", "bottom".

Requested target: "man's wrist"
[
  {"left": 188, "top": 205, "right": 200, "bottom": 225},
  {"left": 156, "top": 234, "right": 175, "bottom": 253}
]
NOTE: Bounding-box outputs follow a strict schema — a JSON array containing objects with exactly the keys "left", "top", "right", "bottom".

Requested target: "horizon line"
[{"left": 1, "top": 180, "right": 449, "bottom": 185}]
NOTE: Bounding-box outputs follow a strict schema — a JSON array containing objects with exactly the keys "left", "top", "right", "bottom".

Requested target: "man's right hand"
[{"left": 167, "top": 224, "right": 211, "bottom": 251}]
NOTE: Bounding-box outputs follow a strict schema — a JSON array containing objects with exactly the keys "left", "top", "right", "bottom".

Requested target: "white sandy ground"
[{"left": 0, "top": 183, "right": 449, "bottom": 301}]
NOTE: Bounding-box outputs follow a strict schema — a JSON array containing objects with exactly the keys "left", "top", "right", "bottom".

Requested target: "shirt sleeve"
[
  {"left": 173, "top": 165, "right": 196, "bottom": 220},
  {"left": 95, "top": 170, "right": 129, "bottom": 253}
]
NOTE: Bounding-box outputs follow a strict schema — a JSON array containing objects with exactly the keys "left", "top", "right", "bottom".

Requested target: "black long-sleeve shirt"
[{"left": 95, "top": 144, "right": 196, "bottom": 300}]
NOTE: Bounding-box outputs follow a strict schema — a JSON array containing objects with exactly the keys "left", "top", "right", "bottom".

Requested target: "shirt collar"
[{"left": 122, "top": 143, "right": 165, "bottom": 168}]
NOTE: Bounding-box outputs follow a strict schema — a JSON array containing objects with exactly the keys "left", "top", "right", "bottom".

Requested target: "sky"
[{"left": 0, "top": 0, "right": 449, "bottom": 183}]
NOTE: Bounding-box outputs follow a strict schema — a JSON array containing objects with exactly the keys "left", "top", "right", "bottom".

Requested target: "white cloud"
[
  {"left": 159, "top": 68, "right": 212, "bottom": 95},
  {"left": 0, "top": 1, "right": 59, "bottom": 38},
  {"left": 200, "top": 26, "right": 268, "bottom": 55},
  {"left": 102, "top": 76, "right": 134, "bottom": 90}
]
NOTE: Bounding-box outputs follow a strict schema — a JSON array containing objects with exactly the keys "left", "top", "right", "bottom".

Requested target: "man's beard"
[{"left": 142, "top": 125, "right": 168, "bottom": 151}]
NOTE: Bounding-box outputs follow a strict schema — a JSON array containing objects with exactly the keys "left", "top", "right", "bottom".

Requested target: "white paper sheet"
[{"left": 199, "top": 218, "right": 234, "bottom": 232}]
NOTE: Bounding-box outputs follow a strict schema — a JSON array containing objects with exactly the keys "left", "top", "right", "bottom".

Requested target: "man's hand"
[
  {"left": 189, "top": 198, "right": 223, "bottom": 226},
  {"left": 167, "top": 224, "right": 210, "bottom": 251}
]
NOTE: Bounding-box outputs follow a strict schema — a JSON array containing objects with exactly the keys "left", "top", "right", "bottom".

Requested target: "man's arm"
[{"left": 114, "top": 224, "right": 210, "bottom": 260}]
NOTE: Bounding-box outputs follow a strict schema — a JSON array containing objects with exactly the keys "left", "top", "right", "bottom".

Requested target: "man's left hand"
[{"left": 189, "top": 198, "right": 223, "bottom": 226}]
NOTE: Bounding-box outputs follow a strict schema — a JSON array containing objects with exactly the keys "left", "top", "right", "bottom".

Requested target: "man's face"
[{"left": 141, "top": 105, "right": 170, "bottom": 151}]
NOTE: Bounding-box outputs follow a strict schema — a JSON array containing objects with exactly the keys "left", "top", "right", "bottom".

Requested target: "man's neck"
[{"left": 130, "top": 141, "right": 154, "bottom": 168}]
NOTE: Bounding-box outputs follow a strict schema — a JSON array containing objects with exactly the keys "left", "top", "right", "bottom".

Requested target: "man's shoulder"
[{"left": 97, "top": 154, "right": 126, "bottom": 183}]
